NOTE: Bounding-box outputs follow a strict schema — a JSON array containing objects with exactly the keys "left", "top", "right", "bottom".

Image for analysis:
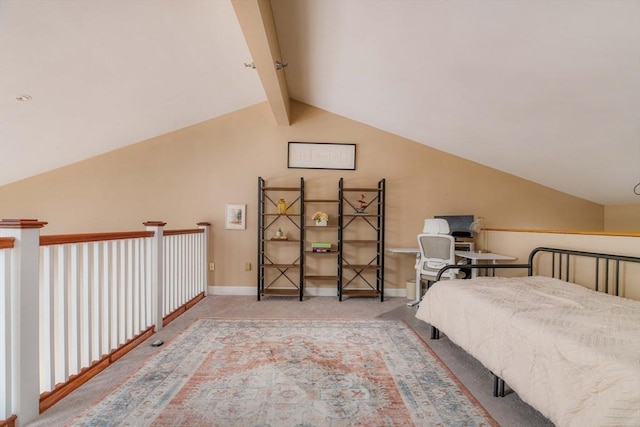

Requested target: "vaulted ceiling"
[{"left": 1, "top": 0, "right": 638, "bottom": 205}]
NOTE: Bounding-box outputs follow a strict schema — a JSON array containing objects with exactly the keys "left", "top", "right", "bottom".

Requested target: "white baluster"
[
  {"left": 132, "top": 239, "right": 140, "bottom": 336},
  {"left": 55, "top": 244, "right": 69, "bottom": 385},
  {"left": 125, "top": 239, "right": 133, "bottom": 340},
  {"left": 92, "top": 242, "right": 102, "bottom": 362},
  {"left": 69, "top": 244, "right": 80, "bottom": 376},
  {"left": 111, "top": 240, "right": 119, "bottom": 349},
  {"left": 40, "top": 246, "right": 55, "bottom": 392},
  {"left": 118, "top": 240, "right": 126, "bottom": 344},
  {"left": 0, "top": 247, "right": 11, "bottom": 419},
  {"left": 82, "top": 243, "right": 92, "bottom": 368}
]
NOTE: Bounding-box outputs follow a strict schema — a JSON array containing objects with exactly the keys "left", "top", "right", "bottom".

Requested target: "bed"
[{"left": 415, "top": 247, "right": 640, "bottom": 427}]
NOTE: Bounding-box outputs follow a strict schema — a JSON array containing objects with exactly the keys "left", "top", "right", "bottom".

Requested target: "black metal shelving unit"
[
  {"left": 257, "top": 177, "right": 304, "bottom": 301},
  {"left": 338, "top": 178, "right": 386, "bottom": 301}
]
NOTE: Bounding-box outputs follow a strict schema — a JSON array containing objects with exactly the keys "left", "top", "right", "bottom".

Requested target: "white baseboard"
[
  {"left": 209, "top": 285, "right": 255, "bottom": 296},
  {"left": 209, "top": 285, "right": 407, "bottom": 298}
]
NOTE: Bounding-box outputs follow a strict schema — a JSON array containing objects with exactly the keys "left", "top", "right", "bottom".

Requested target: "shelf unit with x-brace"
[
  {"left": 338, "top": 178, "right": 385, "bottom": 301},
  {"left": 257, "top": 177, "right": 305, "bottom": 301}
]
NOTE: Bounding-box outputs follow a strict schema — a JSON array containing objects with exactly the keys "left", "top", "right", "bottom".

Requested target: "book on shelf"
[
  {"left": 312, "top": 248, "right": 332, "bottom": 253},
  {"left": 311, "top": 242, "right": 332, "bottom": 248}
]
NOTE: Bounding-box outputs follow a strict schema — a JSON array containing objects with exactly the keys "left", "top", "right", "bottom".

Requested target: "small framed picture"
[{"left": 225, "top": 204, "right": 246, "bottom": 230}]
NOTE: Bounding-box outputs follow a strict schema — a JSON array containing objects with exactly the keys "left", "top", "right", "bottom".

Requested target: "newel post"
[
  {"left": 0, "top": 219, "right": 47, "bottom": 426},
  {"left": 197, "top": 222, "right": 211, "bottom": 296},
  {"left": 144, "top": 221, "right": 166, "bottom": 332}
]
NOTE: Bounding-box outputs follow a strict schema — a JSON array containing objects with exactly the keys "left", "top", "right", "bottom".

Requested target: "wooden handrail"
[
  {"left": 0, "top": 237, "right": 15, "bottom": 249},
  {"left": 40, "top": 231, "right": 154, "bottom": 246},
  {"left": 485, "top": 227, "right": 639, "bottom": 238},
  {"left": 164, "top": 229, "right": 204, "bottom": 236}
]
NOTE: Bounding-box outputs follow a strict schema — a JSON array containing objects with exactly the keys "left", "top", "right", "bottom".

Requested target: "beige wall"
[
  {"left": 604, "top": 204, "right": 640, "bottom": 232},
  {"left": 0, "top": 101, "right": 605, "bottom": 290}
]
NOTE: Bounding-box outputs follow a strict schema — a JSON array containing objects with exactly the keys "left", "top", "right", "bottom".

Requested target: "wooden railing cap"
[
  {"left": 143, "top": 221, "right": 167, "bottom": 227},
  {"left": 486, "top": 227, "right": 640, "bottom": 238},
  {"left": 0, "top": 218, "right": 48, "bottom": 229}
]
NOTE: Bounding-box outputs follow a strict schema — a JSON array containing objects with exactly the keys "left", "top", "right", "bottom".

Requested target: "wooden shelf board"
[
  {"left": 305, "top": 275, "right": 339, "bottom": 280},
  {"left": 342, "top": 187, "right": 378, "bottom": 192},
  {"left": 343, "top": 240, "right": 380, "bottom": 244},
  {"left": 342, "top": 264, "right": 381, "bottom": 270},
  {"left": 306, "top": 225, "right": 339, "bottom": 229},
  {"left": 263, "top": 187, "right": 300, "bottom": 191},
  {"left": 262, "top": 264, "right": 300, "bottom": 268},
  {"left": 341, "top": 289, "right": 380, "bottom": 297},
  {"left": 304, "top": 199, "right": 339, "bottom": 203},
  {"left": 265, "top": 239, "right": 301, "bottom": 242},
  {"left": 262, "top": 289, "right": 300, "bottom": 296}
]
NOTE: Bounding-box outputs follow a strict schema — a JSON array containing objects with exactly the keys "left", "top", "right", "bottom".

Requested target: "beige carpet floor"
[{"left": 27, "top": 295, "right": 552, "bottom": 426}]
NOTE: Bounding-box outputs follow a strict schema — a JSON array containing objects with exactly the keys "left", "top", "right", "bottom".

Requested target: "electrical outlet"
[
  {"left": 209, "top": 262, "right": 215, "bottom": 271},
  {"left": 244, "top": 262, "right": 252, "bottom": 271}
]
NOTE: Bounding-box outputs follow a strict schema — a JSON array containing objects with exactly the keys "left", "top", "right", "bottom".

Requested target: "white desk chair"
[{"left": 416, "top": 219, "right": 462, "bottom": 290}]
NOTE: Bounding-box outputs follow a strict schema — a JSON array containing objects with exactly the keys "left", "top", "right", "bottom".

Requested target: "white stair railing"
[
  {"left": 38, "top": 234, "right": 153, "bottom": 395},
  {"left": 163, "top": 227, "right": 208, "bottom": 319},
  {"left": 0, "top": 220, "right": 210, "bottom": 427}
]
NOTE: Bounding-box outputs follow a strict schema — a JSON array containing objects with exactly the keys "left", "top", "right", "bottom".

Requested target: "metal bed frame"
[{"left": 429, "top": 246, "right": 640, "bottom": 397}]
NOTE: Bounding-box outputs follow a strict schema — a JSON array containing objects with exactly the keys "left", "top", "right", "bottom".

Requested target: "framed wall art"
[
  {"left": 288, "top": 142, "right": 356, "bottom": 170},
  {"left": 225, "top": 204, "right": 246, "bottom": 230}
]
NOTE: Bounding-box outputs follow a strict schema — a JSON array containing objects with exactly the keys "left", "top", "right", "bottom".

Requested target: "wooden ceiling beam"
[{"left": 231, "top": 0, "right": 290, "bottom": 125}]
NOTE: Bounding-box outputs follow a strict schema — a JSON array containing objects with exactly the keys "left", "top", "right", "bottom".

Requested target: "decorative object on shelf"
[
  {"left": 311, "top": 211, "right": 329, "bottom": 226},
  {"left": 225, "top": 204, "right": 246, "bottom": 230},
  {"left": 277, "top": 198, "right": 287, "bottom": 214},
  {"left": 275, "top": 227, "right": 285, "bottom": 239},
  {"left": 469, "top": 217, "right": 487, "bottom": 253},
  {"left": 355, "top": 194, "right": 368, "bottom": 214},
  {"left": 311, "top": 242, "right": 332, "bottom": 252}
]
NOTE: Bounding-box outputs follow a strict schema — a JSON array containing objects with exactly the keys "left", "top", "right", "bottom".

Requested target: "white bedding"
[{"left": 415, "top": 276, "right": 640, "bottom": 427}]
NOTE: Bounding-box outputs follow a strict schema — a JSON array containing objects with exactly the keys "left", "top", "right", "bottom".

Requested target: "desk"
[
  {"left": 387, "top": 247, "right": 516, "bottom": 306},
  {"left": 455, "top": 251, "right": 516, "bottom": 278},
  {"left": 386, "top": 248, "right": 421, "bottom": 306}
]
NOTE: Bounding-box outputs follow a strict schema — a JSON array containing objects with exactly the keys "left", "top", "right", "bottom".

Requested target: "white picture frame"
[
  {"left": 225, "top": 204, "right": 246, "bottom": 230},
  {"left": 288, "top": 142, "right": 356, "bottom": 170}
]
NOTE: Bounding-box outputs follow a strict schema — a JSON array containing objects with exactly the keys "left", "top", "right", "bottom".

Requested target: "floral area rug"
[{"left": 71, "top": 319, "right": 496, "bottom": 426}]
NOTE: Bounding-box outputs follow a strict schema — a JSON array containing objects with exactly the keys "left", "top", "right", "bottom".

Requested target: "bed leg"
[
  {"left": 430, "top": 326, "right": 440, "bottom": 340},
  {"left": 491, "top": 372, "right": 504, "bottom": 397},
  {"left": 492, "top": 374, "right": 506, "bottom": 397}
]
